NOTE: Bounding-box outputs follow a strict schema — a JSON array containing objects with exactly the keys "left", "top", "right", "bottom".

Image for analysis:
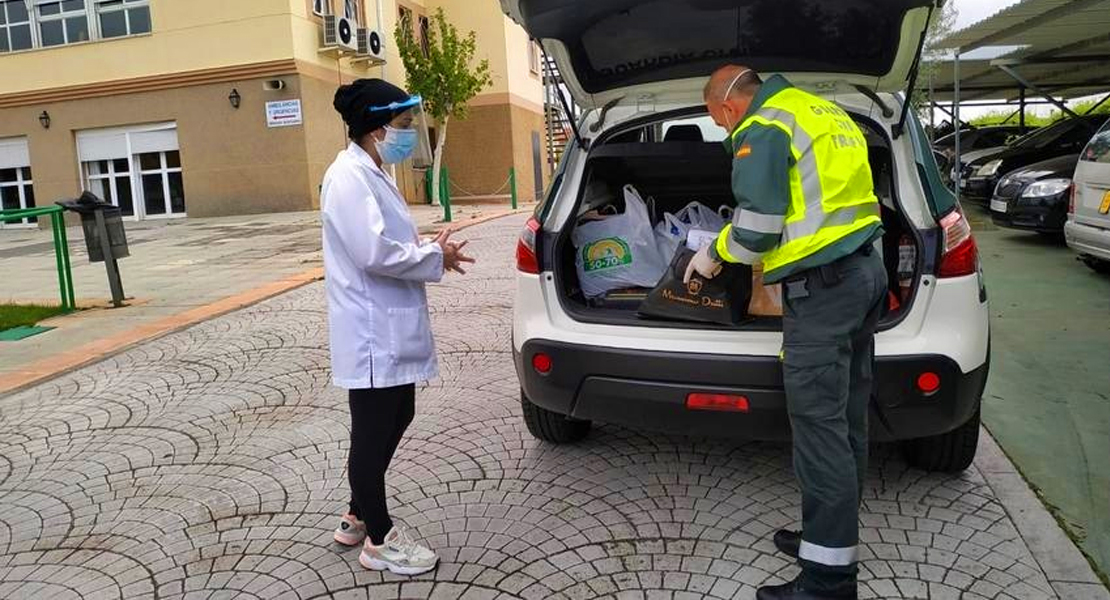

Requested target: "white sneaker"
[
  {"left": 333, "top": 513, "right": 366, "bottom": 546},
  {"left": 358, "top": 526, "right": 438, "bottom": 575}
]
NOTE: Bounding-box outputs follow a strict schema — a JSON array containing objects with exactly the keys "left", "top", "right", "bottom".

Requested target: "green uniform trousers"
[{"left": 781, "top": 243, "right": 888, "bottom": 591}]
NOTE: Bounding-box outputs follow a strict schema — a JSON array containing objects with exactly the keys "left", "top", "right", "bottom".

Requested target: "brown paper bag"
[{"left": 748, "top": 265, "right": 783, "bottom": 317}]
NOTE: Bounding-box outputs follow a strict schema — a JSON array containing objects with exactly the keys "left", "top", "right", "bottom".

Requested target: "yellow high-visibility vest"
[{"left": 732, "top": 88, "right": 881, "bottom": 276}]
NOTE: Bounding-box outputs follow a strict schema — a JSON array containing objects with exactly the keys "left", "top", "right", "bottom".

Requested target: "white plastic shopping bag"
[
  {"left": 685, "top": 229, "right": 719, "bottom": 252},
  {"left": 573, "top": 185, "right": 667, "bottom": 298},
  {"left": 675, "top": 201, "right": 727, "bottom": 231},
  {"left": 654, "top": 212, "right": 690, "bottom": 263}
]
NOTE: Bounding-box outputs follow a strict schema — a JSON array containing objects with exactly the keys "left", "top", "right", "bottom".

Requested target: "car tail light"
[
  {"left": 1068, "top": 183, "right": 1077, "bottom": 214},
  {"left": 916, "top": 372, "right": 941, "bottom": 395},
  {"left": 937, "top": 207, "right": 979, "bottom": 278},
  {"left": 516, "top": 217, "right": 541, "bottom": 274},
  {"left": 686, "top": 393, "right": 750, "bottom": 412},
  {"left": 532, "top": 352, "right": 553, "bottom": 374}
]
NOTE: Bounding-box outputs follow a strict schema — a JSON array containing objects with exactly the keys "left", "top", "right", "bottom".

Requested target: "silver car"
[{"left": 1067, "top": 118, "right": 1110, "bottom": 274}]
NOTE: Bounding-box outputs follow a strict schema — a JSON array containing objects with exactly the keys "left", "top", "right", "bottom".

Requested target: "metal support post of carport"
[
  {"left": 953, "top": 49, "right": 961, "bottom": 203},
  {"left": 995, "top": 63, "right": 1081, "bottom": 120},
  {"left": 1019, "top": 86, "right": 1026, "bottom": 134}
]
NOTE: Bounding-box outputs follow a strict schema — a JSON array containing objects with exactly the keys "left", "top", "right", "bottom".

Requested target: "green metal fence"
[{"left": 0, "top": 206, "right": 76, "bottom": 311}]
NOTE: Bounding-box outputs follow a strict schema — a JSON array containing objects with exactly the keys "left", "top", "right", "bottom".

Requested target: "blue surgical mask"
[{"left": 375, "top": 126, "right": 418, "bottom": 164}]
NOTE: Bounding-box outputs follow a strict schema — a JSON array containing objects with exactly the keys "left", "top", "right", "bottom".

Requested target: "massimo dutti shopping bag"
[{"left": 639, "top": 247, "right": 753, "bottom": 326}]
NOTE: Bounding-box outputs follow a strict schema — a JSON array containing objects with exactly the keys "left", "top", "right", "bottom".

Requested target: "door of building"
[{"left": 77, "top": 123, "right": 186, "bottom": 221}]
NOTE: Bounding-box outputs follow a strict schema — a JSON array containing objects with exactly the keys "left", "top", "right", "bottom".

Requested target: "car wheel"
[
  {"left": 521, "top": 389, "right": 591, "bottom": 443},
  {"left": 1082, "top": 256, "right": 1110, "bottom": 275},
  {"left": 901, "top": 406, "right": 980, "bottom": 472}
]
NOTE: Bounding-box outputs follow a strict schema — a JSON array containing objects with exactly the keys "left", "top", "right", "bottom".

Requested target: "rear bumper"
[
  {"left": 991, "top": 195, "right": 1068, "bottom": 232},
  {"left": 515, "top": 340, "right": 988, "bottom": 443},
  {"left": 1065, "top": 220, "right": 1110, "bottom": 261}
]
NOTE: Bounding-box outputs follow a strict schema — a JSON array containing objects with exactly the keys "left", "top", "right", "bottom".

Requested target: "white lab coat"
[{"left": 321, "top": 143, "right": 444, "bottom": 389}]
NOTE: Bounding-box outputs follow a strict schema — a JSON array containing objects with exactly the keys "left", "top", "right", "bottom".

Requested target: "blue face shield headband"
[{"left": 366, "top": 95, "right": 423, "bottom": 118}]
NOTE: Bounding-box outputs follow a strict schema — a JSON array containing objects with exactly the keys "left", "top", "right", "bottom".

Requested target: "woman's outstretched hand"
[{"left": 434, "top": 230, "right": 476, "bottom": 275}]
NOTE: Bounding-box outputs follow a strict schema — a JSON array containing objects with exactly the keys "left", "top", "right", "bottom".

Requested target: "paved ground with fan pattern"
[{"left": 0, "top": 214, "right": 1103, "bottom": 599}]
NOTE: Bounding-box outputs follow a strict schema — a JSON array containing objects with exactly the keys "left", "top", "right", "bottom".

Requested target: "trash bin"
[{"left": 57, "top": 192, "right": 129, "bottom": 262}]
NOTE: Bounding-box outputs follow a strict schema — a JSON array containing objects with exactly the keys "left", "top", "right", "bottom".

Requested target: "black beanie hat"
[{"left": 333, "top": 78, "right": 411, "bottom": 140}]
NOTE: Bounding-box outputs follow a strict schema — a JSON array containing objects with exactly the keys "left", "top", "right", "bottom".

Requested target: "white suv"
[
  {"left": 1067, "top": 118, "right": 1110, "bottom": 274},
  {"left": 504, "top": 0, "right": 990, "bottom": 472}
]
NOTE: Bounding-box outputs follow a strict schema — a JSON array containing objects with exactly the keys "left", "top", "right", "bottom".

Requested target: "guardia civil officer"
[{"left": 687, "top": 66, "right": 887, "bottom": 599}]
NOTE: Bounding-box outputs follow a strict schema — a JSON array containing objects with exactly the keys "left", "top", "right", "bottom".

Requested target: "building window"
[
  {"left": 85, "top": 158, "right": 135, "bottom": 216},
  {"left": 3, "top": 0, "right": 149, "bottom": 51},
  {"left": 0, "top": 1, "right": 34, "bottom": 53},
  {"left": 137, "top": 150, "right": 184, "bottom": 217},
  {"left": 35, "top": 0, "right": 90, "bottom": 47},
  {"left": 0, "top": 137, "right": 34, "bottom": 227},
  {"left": 95, "top": 0, "right": 149, "bottom": 39},
  {"left": 398, "top": 6, "right": 412, "bottom": 32},
  {"left": 529, "top": 41, "right": 541, "bottom": 75},
  {"left": 342, "top": 0, "right": 356, "bottom": 21},
  {"left": 418, "top": 15, "right": 429, "bottom": 56},
  {"left": 0, "top": 167, "right": 36, "bottom": 227},
  {"left": 313, "top": 0, "right": 331, "bottom": 17}
]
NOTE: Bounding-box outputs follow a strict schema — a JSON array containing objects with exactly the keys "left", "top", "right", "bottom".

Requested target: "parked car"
[
  {"left": 957, "top": 114, "right": 1107, "bottom": 200},
  {"left": 932, "top": 124, "right": 1025, "bottom": 175},
  {"left": 934, "top": 125, "right": 1028, "bottom": 173},
  {"left": 505, "top": 0, "right": 989, "bottom": 472},
  {"left": 989, "top": 154, "right": 1078, "bottom": 234},
  {"left": 949, "top": 144, "right": 1008, "bottom": 187},
  {"left": 935, "top": 126, "right": 1028, "bottom": 154},
  {"left": 1066, "top": 117, "right": 1110, "bottom": 274}
]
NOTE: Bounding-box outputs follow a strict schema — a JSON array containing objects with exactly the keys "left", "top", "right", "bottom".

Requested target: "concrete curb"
[
  {"left": 416, "top": 205, "right": 533, "bottom": 235},
  {"left": 0, "top": 208, "right": 526, "bottom": 397},
  {"left": 977, "top": 428, "right": 1110, "bottom": 599}
]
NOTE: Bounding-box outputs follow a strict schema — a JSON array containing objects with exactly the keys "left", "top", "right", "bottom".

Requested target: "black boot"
[
  {"left": 773, "top": 529, "right": 801, "bottom": 558},
  {"left": 757, "top": 574, "right": 857, "bottom": 599}
]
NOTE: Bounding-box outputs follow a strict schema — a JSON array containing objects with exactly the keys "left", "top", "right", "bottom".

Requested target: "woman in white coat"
[{"left": 322, "top": 79, "right": 473, "bottom": 575}]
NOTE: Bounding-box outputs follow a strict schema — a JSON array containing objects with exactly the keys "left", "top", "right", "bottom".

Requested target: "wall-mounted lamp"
[
  {"left": 39, "top": 111, "right": 51, "bottom": 129},
  {"left": 228, "top": 89, "right": 242, "bottom": 109}
]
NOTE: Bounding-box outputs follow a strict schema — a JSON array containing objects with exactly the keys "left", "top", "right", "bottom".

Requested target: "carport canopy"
[{"left": 926, "top": 0, "right": 1110, "bottom": 111}]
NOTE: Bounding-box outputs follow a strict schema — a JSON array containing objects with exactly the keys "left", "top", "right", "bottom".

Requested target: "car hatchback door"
[{"left": 501, "top": 0, "right": 938, "bottom": 109}]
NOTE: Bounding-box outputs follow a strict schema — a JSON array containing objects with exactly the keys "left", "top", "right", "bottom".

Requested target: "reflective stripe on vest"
[{"left": 731, "top": 89, "right": 881, "bottom": 274}]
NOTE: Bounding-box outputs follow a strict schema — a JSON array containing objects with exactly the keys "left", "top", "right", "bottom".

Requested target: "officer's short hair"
[{"left": 704, "top": 67, "right": 763, "bottom": 102}]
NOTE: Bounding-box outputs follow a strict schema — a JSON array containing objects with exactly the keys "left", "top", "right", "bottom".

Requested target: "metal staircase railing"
[{"left": 543, "top": 54, "right": 576, "bottom": 171}]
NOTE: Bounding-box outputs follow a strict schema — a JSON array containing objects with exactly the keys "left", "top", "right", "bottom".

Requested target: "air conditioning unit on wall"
[
  {"left": 323, "top": 15, "right": 358, "bottom": 53},
  {"left": 353, "top": 28, "right": 387, "bottom": 66}
]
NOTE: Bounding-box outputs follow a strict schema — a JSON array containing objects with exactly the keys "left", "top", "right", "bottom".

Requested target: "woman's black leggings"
[{"left": 347, "top": 384, "right": 415, "bottom": 545}]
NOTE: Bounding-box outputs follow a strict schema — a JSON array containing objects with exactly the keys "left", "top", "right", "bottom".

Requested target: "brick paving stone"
[{"left": 0, "top": 215, "right": 1095, "bottom": 599}]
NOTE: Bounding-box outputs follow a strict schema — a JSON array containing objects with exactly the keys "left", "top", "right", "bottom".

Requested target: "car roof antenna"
[{"left": 892, "top": 2, "right": 937, "bottom": 140}]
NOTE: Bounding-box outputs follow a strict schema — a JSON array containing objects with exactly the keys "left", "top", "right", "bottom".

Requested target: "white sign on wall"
[{"left": 266, "top": 100, "right": 303, "bottom": 128}]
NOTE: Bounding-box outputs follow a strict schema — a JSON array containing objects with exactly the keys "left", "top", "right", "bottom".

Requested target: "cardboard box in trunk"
[{"left": 749, "top": 266, "right": 783, "bottom": 317}]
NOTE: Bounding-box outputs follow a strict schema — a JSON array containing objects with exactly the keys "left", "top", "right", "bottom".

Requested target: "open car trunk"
[
  {"left": 501, "top": 0, "right": 937, "bottom": 109},
  {"left": 554, "top": 110, "right": 919, "bottom": 331}
]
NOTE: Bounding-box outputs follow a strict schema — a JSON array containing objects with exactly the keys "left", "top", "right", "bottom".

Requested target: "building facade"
[{"left": 0, "top": 0, "right": 547, "bottom": 225}]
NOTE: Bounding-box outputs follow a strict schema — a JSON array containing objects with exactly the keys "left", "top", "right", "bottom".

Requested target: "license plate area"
[
  {"left": 990, "top": 199, "right": 1008, "bottom": 213},
  {"left": 1100, "top": 191, "right": 1110, "bottom": 215}
]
